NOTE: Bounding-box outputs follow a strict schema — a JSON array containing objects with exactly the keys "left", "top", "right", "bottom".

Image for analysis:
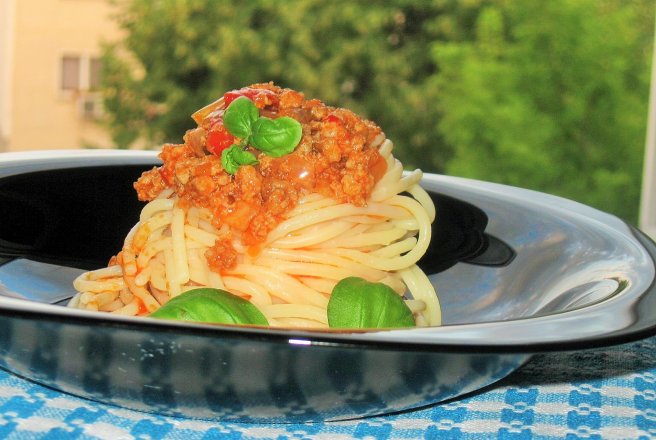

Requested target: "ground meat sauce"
[{"left": 134, "top": 83, "right": 386, "bottom": 272}]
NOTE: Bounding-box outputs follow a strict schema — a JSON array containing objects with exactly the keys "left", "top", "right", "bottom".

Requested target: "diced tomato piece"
[
  {"left": 135, "top": 297, "right": 148, "bottom": 315},
  {"left": 223, "top": 87, "right": 278, "bottom": 108},
  {"left": 206, "top": 125, "right": 236, "bottom": 156},
  {"left": 323, "top": 114, "right": 342, "bottom": 124},
  {"left": 223, "top": 90, "right": 247, "bottom": 106}
]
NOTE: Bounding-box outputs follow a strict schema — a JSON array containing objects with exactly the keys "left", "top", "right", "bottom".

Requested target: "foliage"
[
  {"left": 101, "top": 0, "right": 654, "bottom": 223},
  {"left": 430, "top": 0, "right": 654, "bottom": 223},
  {"left": 102, "top": 0, "right": 482, "bottom": 170}
]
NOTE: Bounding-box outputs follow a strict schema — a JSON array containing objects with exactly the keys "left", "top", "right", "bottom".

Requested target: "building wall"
[
  {"left": 2, "top": 0, "right": 121, "bottom": 152},
  {"left": 0, "top": 0, "right": 16, "bottom": 151}
]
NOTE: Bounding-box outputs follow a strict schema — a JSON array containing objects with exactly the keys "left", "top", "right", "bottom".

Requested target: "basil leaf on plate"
[
  {"left": 221, "top": 144, "right": 258, "bottom": 175},
  {"left": 150, "top": 288, "right": 268, "bottom": 326},
  {"left": 327, "top": 277, "right": 416, "bottom": 329},
  {"left": 250, "top": 116, "right": 303, "bottom": 157},
  {"left": 223, "top": 96, "right": 259, "bottom": 140}
]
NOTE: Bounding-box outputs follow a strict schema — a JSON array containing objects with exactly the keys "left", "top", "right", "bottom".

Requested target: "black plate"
[{"left": 0, "top": 150, "right": 654, "bottom": 422}]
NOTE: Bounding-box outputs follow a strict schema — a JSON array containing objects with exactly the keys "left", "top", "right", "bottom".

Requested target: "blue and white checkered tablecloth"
[{"left": 0, "top": 335, "right": 654, "bottom": 440}]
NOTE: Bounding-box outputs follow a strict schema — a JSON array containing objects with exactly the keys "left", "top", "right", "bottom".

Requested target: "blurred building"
[{"left": 0, "top": 0, "right": 120, "bottom": 152}]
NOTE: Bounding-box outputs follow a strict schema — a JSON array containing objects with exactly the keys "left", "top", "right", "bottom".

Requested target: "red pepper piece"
[
  {"left": 223, "top": 87, "right": 278, "bottom": 108},
  {"left": 323, "top": 114, "right": 342, "bottom": 124},
  {"left": 206, "top": 125, "right": 236, "bottom": 156}
]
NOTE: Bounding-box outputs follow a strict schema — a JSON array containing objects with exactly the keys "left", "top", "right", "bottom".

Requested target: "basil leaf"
[
  {"left": 223, "top": 96, "right": 259, "bottom": 139},
  {"left": 221, "top": 144, "right": 258, "bottom": 175},
  {"left": 150, "top": 288, "right": 268, "bottom": 326},
  {"left": 327, "top": 277, "right": 416, "bottom": 329},
  {"left": 250, "top": 116, "right": 303, "bottom": 157}
]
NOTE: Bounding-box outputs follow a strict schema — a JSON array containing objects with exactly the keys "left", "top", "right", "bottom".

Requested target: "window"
[
  {"left": 60, "top": 54, "right": 104, "bottom": 119},
  {"left": 60, "top": 55, "right": 101, "bottom": 91},
  {"left": 61, "top": 56, "right": 80, "bottom": 91}
]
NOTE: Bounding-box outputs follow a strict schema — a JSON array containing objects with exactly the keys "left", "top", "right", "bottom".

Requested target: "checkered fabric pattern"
[{"left": 0, "top": 335, "right": 655, "bottom": 440}]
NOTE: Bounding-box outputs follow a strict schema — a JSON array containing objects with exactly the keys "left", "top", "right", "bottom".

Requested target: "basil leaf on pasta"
[
  {"left": 250, "top": 116, "right": 302, "bottom": 157},
  {"left": 327, "top": 277, "right": 416, "bottom": 329},
  {"left": 150, "top": 288, "right": 268, "bottom": 326},
  {"left": 221, "top": 145, "right": 258, "bottom": 175},
  {"left": 223, "top": 96, "right": 259, "bottom": 140}
]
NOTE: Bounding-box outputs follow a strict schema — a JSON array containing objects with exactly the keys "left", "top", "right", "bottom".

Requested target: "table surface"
[{"left": 0, "top": 334, "right": 654, "bottom": 440}]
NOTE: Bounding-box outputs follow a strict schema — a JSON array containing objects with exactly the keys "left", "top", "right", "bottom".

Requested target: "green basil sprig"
[
  {"left": 221, "top": 96, "right": 302, "bottom": 172},
  {"left": 149, "top": 288, "right": 268, "bottom": 326},
  {"left": 327, "top": 277, "right": 416, "bottom": 329},
  {"left": 250, "top": 116, "right": 303, "bottom": 157},
  {"left": 221, "top": 145, "right": 258, "bottom": 174},
  {"left": 223, "top": 95, "right": 259, "bottom": 139}
]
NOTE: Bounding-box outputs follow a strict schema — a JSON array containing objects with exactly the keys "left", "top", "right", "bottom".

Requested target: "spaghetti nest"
[{"left": 69, "top": 84, "right": 441, "bottom": 328}]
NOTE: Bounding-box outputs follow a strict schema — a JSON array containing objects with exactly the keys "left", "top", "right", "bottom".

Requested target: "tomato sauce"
[{"left": 134, "top": 83, "right": 385, "bottom": 272}]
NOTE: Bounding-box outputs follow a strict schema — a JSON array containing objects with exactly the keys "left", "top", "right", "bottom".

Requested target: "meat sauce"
[{"left": 134, "top": 83, "right": 386, "bottom": 272}]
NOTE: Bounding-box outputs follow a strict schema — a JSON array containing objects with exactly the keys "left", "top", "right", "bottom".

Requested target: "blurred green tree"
[
  {"left": 101, "top": 0, "right": 483, "bottom": 171},
  {"left": 431, "top": 0, "right": 654, "bottom": 223},
  {"left": 102, "top": 0, "right": 653, "bottom": 222}
]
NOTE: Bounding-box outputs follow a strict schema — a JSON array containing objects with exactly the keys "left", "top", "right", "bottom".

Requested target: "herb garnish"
[
  {"left": 150, "top": 288, "right": 269, "bottom": 326},
  {"left": 327, "top": 277, "right": 416, "bottom": 329},
  {"left": 220, "top": 96, "right": 302, "bottom": 173},
  {"left": 221, "top": 145, "right": 259, "bottom": 175}
]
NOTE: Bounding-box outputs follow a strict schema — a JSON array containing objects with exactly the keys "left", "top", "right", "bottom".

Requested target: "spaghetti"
[{"left": 69, "top": 84, "right": 441, "bottom": 328}]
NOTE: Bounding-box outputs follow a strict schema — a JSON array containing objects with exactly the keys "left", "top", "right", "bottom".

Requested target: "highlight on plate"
[{"left": 69, "top": 83, "right": 441, "bottom": 330}]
